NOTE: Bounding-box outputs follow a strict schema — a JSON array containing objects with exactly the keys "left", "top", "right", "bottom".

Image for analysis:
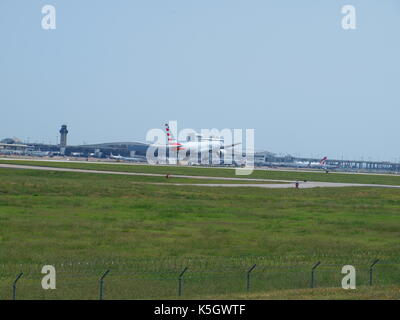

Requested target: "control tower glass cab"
[{"left": 59, "top": 125, "right": 68, "bottom": 147}]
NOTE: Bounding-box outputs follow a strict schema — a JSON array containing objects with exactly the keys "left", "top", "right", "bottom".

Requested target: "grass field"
[
  {"left": 0, "top": 165, "right": 399, "bottom": 299},
  {"left": 203, "top": 286, "right": 400, "bottom": 300},
  {"left": 2, "top": 159, "right": 400, "bottom": 185}
]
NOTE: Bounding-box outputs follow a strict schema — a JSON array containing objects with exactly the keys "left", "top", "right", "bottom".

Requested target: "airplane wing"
[{"left": 222, "top": 142, "right": 241, "bottom": 149}]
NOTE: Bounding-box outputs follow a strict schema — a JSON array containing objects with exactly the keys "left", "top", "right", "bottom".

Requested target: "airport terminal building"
[
  {"left": 2, "top": 125, "right": 400, "bottom": 172},
  {"left": 68, "top": 141, "right": 149, "bottom": 158}
]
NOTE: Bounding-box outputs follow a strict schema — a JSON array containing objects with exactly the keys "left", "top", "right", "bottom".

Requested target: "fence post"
[
  {"left": 369, "top": 259, "right": 379, "bottom": 286},
  {"left": 246, "top": 264, "right": 257, "bottom": 292},
  {"left": 12, "top": 272, "right": 23, "bottom": 300},
  {"left": 310, "top": 261, "right": 321, "bottom": 288},
  {"left": 178, "top": 267, "right": 188, "bottom": 297},
  {"left": 99, "top": 269, "right": 110, "bottom": 300}
]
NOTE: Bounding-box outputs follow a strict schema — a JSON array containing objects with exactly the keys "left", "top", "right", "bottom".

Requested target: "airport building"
[
  {"left": 68, "top": 141, "right": 149, "bottom": 158},
  {"left": 1, "top": 125, "right": 400, "bottom": 172},
  {"left": 0, "top": 138, "right": 28, "bottom": 155}
]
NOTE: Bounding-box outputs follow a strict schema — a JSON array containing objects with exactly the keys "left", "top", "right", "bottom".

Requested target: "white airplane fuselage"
[{"left": 170, "top": 140, "right": 224, "bottom": 153}]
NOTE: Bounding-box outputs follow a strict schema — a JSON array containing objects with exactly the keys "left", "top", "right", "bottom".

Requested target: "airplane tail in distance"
[
  {"left": 165, "top": 123, "right": 177, "bottom": 145},
  {"left": 320, "top": 156, "right": 328, "bottom": 165}
]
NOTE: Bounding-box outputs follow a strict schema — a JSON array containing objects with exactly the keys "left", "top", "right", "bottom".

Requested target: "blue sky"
[{"left": 1, "top": 0, "right": 399, "bottom": 161}]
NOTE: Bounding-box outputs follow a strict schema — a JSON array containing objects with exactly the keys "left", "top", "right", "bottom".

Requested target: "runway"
[
  {"left": 1, "top": 156, "right": 400, "bottom": 177},
  {"left": 0, "top": 163, "right": 291, "bottom": 182},
  {"left": 1, "top": 163, "right": 400, "bottom": 189},
  {"left": 152, "top": 182, "right": 400, "bottom": 189}
]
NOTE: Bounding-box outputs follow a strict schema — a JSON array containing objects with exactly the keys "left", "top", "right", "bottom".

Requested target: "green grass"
[
  {"left": 2, "top": 159, "right": 400, "bottom": 185},
  {"left": 0, "top": 167, "right": 399, "bottom": 299},
  {"left": 0, "top": 167, "right": 279, "bottom": 186},
  {"left": 201, "top": 286, "right": 400, "bottom": 300}
]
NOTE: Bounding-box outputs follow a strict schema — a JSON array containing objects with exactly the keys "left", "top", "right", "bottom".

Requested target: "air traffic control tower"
[{"left": 59, "top": 125, "right": 68, "bottom": 147}]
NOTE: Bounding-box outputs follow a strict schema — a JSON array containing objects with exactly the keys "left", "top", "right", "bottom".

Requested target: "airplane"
[
  {"left": 71, "top": 152, "right": 84, "bottom": 157},
  {"left": 152, "top": 123, "right": 241, "bottom": 164},
  {"left": 26, "top": 150, "right": 51, "bottom": 157},
  {"left": 294, "top": 156, "right": 333, "bottom": 169},
  {"left": 109, "top": 153, "right": 145, "bottom": 162}
]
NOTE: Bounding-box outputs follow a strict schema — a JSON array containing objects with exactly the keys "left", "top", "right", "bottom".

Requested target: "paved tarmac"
[{"left": 1, "top": 163, "right": 400, "bottom": 189}]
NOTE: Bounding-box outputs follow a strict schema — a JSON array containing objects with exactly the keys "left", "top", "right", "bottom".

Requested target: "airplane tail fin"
[
  {"left": 165, "top": 123, "right": 177, "bottom": 145},
  {"left": 320, "top": 156, "right": 328, "bottom": 165}
]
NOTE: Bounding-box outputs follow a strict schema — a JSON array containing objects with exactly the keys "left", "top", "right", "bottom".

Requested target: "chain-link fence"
[{"left": 0, "top": 258, "right": 399, "bottom": 299}]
